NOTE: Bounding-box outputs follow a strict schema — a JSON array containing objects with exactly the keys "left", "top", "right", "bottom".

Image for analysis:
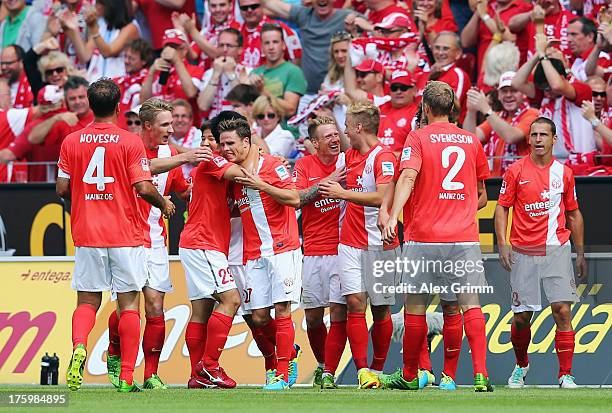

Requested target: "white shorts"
[
  {"left": 144, "top": 246, "right": 173, "bottom": 293},
  {"left": 244, "top": 249, "right": 302, "bottom": 311},
  {"left": 231, "top": 264, "right": 251, "bottom": 316},
  {"left": 337, "top": 244, "right": 399, "bottom": 306},
  {"left": 72, "top": 246, "right": 148, "bottom": 293},
  {"left": 401, "top": 241, "right": 487, "bottom": 304},
  {"left": 510, "top": 244, "right": 578, "bottom": 313},
  {"left": 179, "top": 248, "right": 237, "bottom": 301},
  {"left": 301, "top": 255, "right": 346, "bottom": 309}
]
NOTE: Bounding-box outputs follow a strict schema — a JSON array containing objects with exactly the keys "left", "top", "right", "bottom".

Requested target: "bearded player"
[
  {"left": 380, "top": 80, "right": 492, "bottom": 392},
  {"left": 495, "top": 117, "right": 587, "bottom": 389},
  {"left": 57, "top": 79, "right": 175, "bottom": 393}
]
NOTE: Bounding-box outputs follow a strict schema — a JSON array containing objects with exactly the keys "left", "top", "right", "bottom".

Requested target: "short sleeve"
[
  {"left": 285, "top": 65, "right": 307, "bottom": 96},
  {"left": 126, "top": 138, "right": 152, "bottom": 185},
  {"left": 168, "top": 166, "right": 189, "bottom": 194},
  {"left": 200, "top": 154, "right": 232, "bottom": 180},
  {"left": 475, "top": 142, "right": 491, "bottom": 181},
  {"left": 57, "top": 139, "right": 71, "bottom": 177},
  {"left": 266, "top": 158, "right": 295, "bottom": 189},
  {"left": 374, "top": 150, "right": 397, "bottom": 185},
  {"left": 477, "top": 120, "right": 492, "bottom": 143},
  {"left": 288, "top": 4, "right": 308, "bottom": 25},
  {"left": 399, "top": 131, "right": 422, "bottom": 172},
  {"left": 292, "top": 158, "right": 308, "bottom": 190},
  {"left": 497, "top": 167, "right": 517, "bottom": 207},
  {"left": 563, "top": 168, "right": 579, "bottom": 211},
  {"left": 570, "top": 81, "right": 593, "bottom": 107}
]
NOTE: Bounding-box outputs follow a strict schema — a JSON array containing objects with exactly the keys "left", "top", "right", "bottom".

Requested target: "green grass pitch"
[{"left": 1, "top": 386, "right": 611, "bottom": 413}]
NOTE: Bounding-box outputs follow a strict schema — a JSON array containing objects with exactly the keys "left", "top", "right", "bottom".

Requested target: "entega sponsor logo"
[
  {"left": 430, "top": 134, "right": 473, "bottom": 144},
  {"left": 79, "top": 134, "right": 119, "bottom": 144},
  {"left": 314, "top": 198, "right": 341, "bottom": 209},
  {"left": 524, "top": 199, "right": 554, "bottom": 212}
]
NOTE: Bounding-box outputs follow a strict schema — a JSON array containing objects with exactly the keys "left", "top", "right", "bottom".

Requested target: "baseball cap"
[
  {"left": 498, "top": 71, "right": 516, "bottom": 89},
  {"left": 355, "top": 59, "right": 384, "bottom": 74},
  {"left": 37, "top": 85, "right": 64, "bottom": 106},
  {"left": 390, "top": 70, "right": 415, "bottom": 87},
  {"left": 162, "top": 29, "right": 188, "bottom": 47},
  {"left": 374, "top": 12, "right": 412, "bottom": 30}
]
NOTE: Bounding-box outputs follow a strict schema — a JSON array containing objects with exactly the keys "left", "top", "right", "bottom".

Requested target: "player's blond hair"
[
  {"left": 307, "top": 116, "right": 336, "bottom": 140},
  {"left": 139, "top": 98, "right": 173, "bottom": 125},
  {"left": 346, "top": 100, "right": 380, "bottom": 135},
  {"left": 422, "top": 81, "right": 455, "bottom": 117}
]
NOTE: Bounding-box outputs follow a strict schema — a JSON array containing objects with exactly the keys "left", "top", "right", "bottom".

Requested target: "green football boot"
[
  {"left": 106, "top": 354, "right": 121, "bottom": 388},
  {"left": 118, "top": 379, "right": 143, "bottom": 393},
  {"left": 143, "top": 374, "right": 168, "bottom": 390},
  {"left": 379, "top": 368, "right": 419, "bottom": 390},
  {"left": 66, "top": 344, "right": 87, "bottom": 391},
  {"left": 313, "top": 366, "right": 324, "bottom": 387},
  {"left": 474, "top": 373, "right": 494, "bottom": 392},
  {"left": 320, "top": 372, "right": 339, "bottom": 389}
]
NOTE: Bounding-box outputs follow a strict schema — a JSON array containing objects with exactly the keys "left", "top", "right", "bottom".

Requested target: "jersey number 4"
[
  {"left": 83, "top": 147, "right": 115, "bottom": 191},
  {"left": 441, "top": 146, "right": 465, "bottom": 191}
]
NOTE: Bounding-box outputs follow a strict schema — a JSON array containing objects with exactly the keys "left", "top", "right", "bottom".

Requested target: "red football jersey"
[
  {"left": 293, "top": 153, "right": 346, "bottom": 256},
  {"left": 234, "top": 154, "right": 300, "bottom": 261},
  {"left": 57, "top": 123, "right": 152, "bottom": 247},
  {"left": 497, "top": 156, "right": 578, "bottom": 255},
  {"left": 400, "top": 122, "right": 490, "bottom": 242},
  {"left": 340, "top": 144, "right": 397, "bottom": 249},
  {"left": 139, "top": 144, "right": 189, "bottom": 248},
  {"left": 114, "top": 68, "right": 148, "bottom": 129},
  {"left": 378, "top": 102, "right": 419, "bottom": 153},
  {"left": 179, "top": 153, "right": 233, "bottom": 253}
]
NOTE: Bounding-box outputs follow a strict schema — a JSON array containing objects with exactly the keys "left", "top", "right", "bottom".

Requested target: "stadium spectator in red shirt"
[
  {"left": 134, "top": 0, "right": 196, "bottom": 51},
  {"left": 464, "top": 71, "right": 539, "bottom": 176},
  {"left": 0, "top": 45, "right": 33, "bottom": 108},
  {"left": 344, "top": 58, "right": 389, "bottom": 107},
  {"left": 57, "top": 78, "right": 174, "bottom": 392},
  {"left": 495, "top": 117, "right": 586, "bottom": 389},
  {"left": 414, "top": 0, "right": 458, "bottom": 44}
]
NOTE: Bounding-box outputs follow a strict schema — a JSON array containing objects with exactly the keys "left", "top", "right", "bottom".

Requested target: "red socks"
[
  {"left": 555, "top": 330, "right": 575, "bottom": 377},
  {"left": 142, "top": 315, "right": 165, "bottom": 380},
  {"left": 370, "top": 315, "right": 392, "bottom": 372},
  {"left": 442, "top": 312, "right": 463, "bottom": 379},
  {"left": 275, "top": 315, "right": 295, "bottom": 380},
  {"left": 324, "top": 321, "right": 347, "bottom": 375},
  {"left": 402, "top": 313, "right": 427, "bottom": 381},
  {"left": 306, "top": 323, "right": 327, "bottom": 365},
  {"left": 72, "top": 303, "right": 97, "bottom": 349},
  {"left": 185, "top": 321, "right": 207, "bottom": 377},
  {"left": 511, "top": 322, "right": 531, "bottom": 368},
  {"left": 118, "top": 310, "right": 140, "bottom": 384},
  {"left": 202, "top": 312, "right": 233, "bottom": 370},
  {"left": 463, "top": 308, "right": 488, "bottom": 377},
  {"left": 419, "top": 334, "right": 432, "bottom": 372},
  {"left": 346, "top": 312, "right": 368, "bottom": 370},
  {"left": 107, "top": 310, "right": 120, "bottom": 357},
  {"left": 251, "top": 319, "right": 278, "bottom": 371}
]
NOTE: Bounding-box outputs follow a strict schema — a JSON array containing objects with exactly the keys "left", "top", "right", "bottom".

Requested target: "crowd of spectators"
[{"left": 2, "top": 0, "right": 612, "bottom": 182}]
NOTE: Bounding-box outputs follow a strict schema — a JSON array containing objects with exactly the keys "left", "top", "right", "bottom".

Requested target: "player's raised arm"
[{"left": 149, "top": 146, "right": 213, "bottom": 174}]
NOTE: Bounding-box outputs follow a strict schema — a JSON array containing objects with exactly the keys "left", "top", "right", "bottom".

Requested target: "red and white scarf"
[
  {"left": 287, "top": 91, "right": 340, "bottom": 126},
  {"left": 350, "top": 34, "right": 419, "bottom": 67},
  {"left": 12, "top": 73, "right": 33, "bottom": 109},
  {"left": 539, "top": 95, "right": 575, "bottom": 153}
]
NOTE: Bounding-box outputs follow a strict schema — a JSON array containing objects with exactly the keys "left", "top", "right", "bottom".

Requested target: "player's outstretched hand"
[
  {"left": 235, "top": 168, "right": 266, "bottom": 191},
  {"left": 377, "top": 208, "right": 389, "bottom": 235},
  {"left": 499, "top": 245, "right": 514, "bottom": 272},
  {"left": 576, "top": 253, "right": 588, "bottom": 282},
  {"left": 319, "top": 180, "right": 345, "bottom": 199},
  {"left": 324, "top": 167, "right": 347, "bottom": 184},
  {"left": 162, "top": 196, "right": 175, "bottom": 218},
  {"left": 186, "top": 146, "right": 213, "bottom": 164},
  {"left": 381, "top": 216, "right": 397, "bottom": 244}
]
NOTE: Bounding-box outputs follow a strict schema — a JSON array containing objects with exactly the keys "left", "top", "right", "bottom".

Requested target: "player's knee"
[
  {"left": 329, "top": 304, "right": 347, "bottom": 322},
  {"left": 346, "top": 295, "right": 366, "bottom": 313},
  {"left": 552, "top": 303, "right": 571, "bottom": 325},
  {"left": 305, "top": 312, "right": 324, "bottom": 329},
  {"left": 371, "top": 305, "right": 390, "bottom": 321},
  {"left": 513, "top": 312, "right": 532, "bottom": 329},
  {"left": 223, "top": 289, "right": 242, "bottom": 312},
  {"left": 251, "top": 311, "right": 271, "bottom": 328},
  {"left": 144, "top": 297, "right": 164, "bottom": 317},
  {"left": 441, "top": 302, "right": 460, "bottom": 315}
]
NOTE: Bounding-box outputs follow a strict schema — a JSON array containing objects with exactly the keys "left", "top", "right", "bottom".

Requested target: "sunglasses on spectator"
[
  {"left": 356, "top": 71, "right": 375, "bottom": 78},
  {"left": 331, "top": 30, "right": 352, "bottom": 42},
  {"left": 127, "top": 120, "right": 141, "bottom": 126},
  {"left": 592, "top": 91, "right": 607, "bottom": 97},
  {"left": 45, "top": 67, "right": 65, "bottom": 76},
  {"left": 256, "top": 113, "right": 277, "bottom": 120},
  {"left": 390, "top": 84, "right": 412, "bottom": 92},
  {"left": 239, "top": 4, "right": 261, "bottom": 11}
]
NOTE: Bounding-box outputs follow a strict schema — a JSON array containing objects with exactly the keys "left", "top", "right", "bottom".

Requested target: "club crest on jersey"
[
  {"left": 401, "top": 147, "right": 412, "bottom": 162},
  {"left": 551, "top": 178, "right": 562, "bottom": 190},
  {"left": 365, "top": 164, "right": 373, "bottom": 174},
  {"left": 141, "top": 158, "right": 150, "bottom": 171},
  {"left": 213, "top": 156, "right": 228, "bottom": 168},
  {"left": 397, "top": 117, "right": 407, "bottom": 128},
  {"left": 381, "top": 162, "right": 395, "bottom": 176},
  {"left": 275, "top": 165, "right": 290, "bottom": 180}
]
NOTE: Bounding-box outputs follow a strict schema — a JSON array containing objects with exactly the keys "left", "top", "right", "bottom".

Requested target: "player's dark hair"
[
  {"left": 220, "top": 27, "right": 244, "bottom": 47},
  {"left": 201, "top": 119, "right": 213, "bottom": 133},
  {"left": 211, "top": 110, "right": 247, "bottom": 141},
  {"left": 531, "top": 117, "right": 557, "bottom": 136},
  {"left": 88, "top": 78, "right": 121, "bottom": 117},
  {"left": 217, "top": 118, "right": 251, "bottom": 144},
  {"left": 225, "top": 84, "right": 260, "bottom": 105},
  {"left": 64, "top": 75, "right": 89, "bottom": 92},
  {"left": 261, "top": 23, "right": 284, "bottom": 39}
]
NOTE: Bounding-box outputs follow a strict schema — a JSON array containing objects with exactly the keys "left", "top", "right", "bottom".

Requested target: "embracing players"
[
  {"left": 495, "top": 117, "right": 587, "bottom": 389},
  {"left": 380, "top": 80, "right": 492, "bottom": 392},
  {"left": 57, "top": 79, "right": 175, "bottom": 392}
]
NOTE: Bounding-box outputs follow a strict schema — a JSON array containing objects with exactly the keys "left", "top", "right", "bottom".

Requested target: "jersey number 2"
[
  {"left": 441, "top": 146, "right": 465, "bottom": 191},
  {"left": 83, "top": 147, "right": 115, "bottom": 191}
]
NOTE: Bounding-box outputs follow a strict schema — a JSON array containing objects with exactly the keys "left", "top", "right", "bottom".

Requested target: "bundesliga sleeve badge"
[
  {"left": 275, "top": 165, "right": 290, "bottom": 181},
  {"left": 401, "top": 147, "right": 412, "bottom": 162},
  {"left": 381, "top": 162, "right": 395, "bottom": 176}
]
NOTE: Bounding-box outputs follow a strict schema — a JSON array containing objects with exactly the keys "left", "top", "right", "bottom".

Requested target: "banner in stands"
[
  {"left": 0, "top": 258, "right": 610, "bottom": 386},
  {"left": 1, "top": 178, "right": 612, "bottom": 257}
]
